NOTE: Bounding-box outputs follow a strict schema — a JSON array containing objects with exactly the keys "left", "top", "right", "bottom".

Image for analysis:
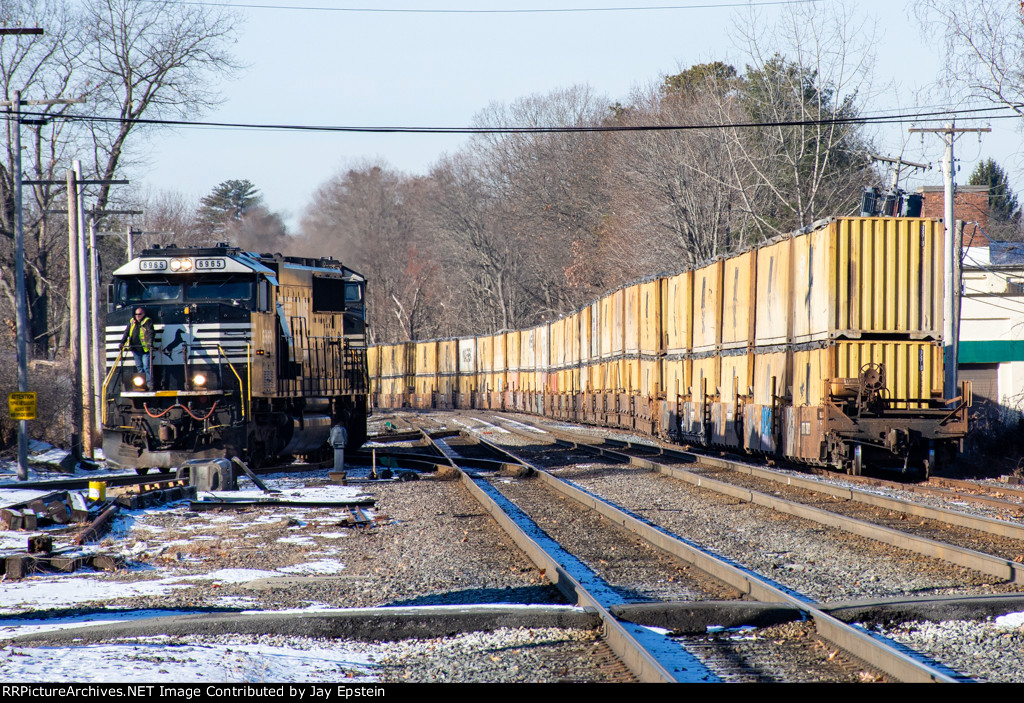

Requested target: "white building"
[{"left": 959, "top": 241, "right": 1024, "bottom": 424}]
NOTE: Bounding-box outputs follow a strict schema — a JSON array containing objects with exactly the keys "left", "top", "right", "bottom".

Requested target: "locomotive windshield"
[
  {"left": 186, "top": 274, "right": 255, "bottom": 304},
  {"left": 117, "top": 277, "right": 182, "bottom": 303},
  {"left": 115, "top": 274, "right": 257, "bottom": 307}
]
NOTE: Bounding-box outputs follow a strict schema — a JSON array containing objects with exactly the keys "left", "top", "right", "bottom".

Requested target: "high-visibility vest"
[{"left": 126, "top": 317, "right": 154, "bottom": 353}]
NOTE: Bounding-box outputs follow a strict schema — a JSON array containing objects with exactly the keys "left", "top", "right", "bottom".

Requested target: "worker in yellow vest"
[{"left": 121, "top": 307, "right": 155, "bottom": 389}]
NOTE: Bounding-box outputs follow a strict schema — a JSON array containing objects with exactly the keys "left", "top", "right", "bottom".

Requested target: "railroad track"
[
  {"left": 403, "top": 414, "right": 965, "bottom": 682},
  {"left": 482, "top": 413, "right": 1024, "bottom": 585},
  {"left": 5, "top": 409, "right": 1019, "bottom": 682},
  {"left": 803, "top": 470, "right": 1024, "bottom": 518}
]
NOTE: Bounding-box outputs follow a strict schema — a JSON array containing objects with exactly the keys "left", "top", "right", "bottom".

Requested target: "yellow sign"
[{"left": 8, "top": 392, "right": 36, "bottom": 420}]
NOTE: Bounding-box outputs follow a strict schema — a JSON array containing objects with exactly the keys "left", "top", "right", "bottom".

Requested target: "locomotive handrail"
[
  {"left": 100, "top": 344, "right": 129, "bottom": 426},
  {"left": 218, "top": 344, "right": 246, "bottom": 420}
]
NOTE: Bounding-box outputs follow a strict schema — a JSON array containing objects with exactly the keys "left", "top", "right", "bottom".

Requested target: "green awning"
[{"left": 959, "top": 340, "right": 1024, "bottom": 363}]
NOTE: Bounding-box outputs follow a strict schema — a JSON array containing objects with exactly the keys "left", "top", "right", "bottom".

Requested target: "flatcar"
[
  {"left": 102, "top": 244, "right": 368, "bottom": 469},
  {"left": 369, "top": 217, "right": 972, "bottom": 477}
]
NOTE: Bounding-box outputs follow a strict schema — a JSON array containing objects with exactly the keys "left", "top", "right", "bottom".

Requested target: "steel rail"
[
  {"left": 466, "top": 423, "right": 965, "bottom": 683},
  {"left": 588, "top": 433, "right": 1024, "bottom": 540},
  {"left": 517, "top": 422, "right": 1024, "bottom": 535},
  {"left": 415, "top": 428, "right": 712, "bottom": 683},
  {"left": 497, "top": 416, "right": 1024, "bottom": 581},
  {"left": 711, "top": 453, "right": 1024, "bottom": 540}
]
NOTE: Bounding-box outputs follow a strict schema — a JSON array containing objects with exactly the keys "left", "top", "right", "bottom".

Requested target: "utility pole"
[
  {"left": 1, "top": 83, "right": 84, "bottom": 478},
  {"left": 29, "top": 175, "right": 130, "bottom": 460},
  {"left": 2, "top": 16, "right": 44, "bottom": 480},
  {"left": 908, "top": 123, "right": 990, "bottom": 400},
  {"left": 74, "top": 160, "right": 92, "bottom": 458},
  {"left": 88, "top": 209, "right": 142, "bottom": 434},
  {"left": 869, "top": 153, "right": 930, "bottom": 192},
  {"left": 66, "top": 169, "right": 81, "bottom": 461}
]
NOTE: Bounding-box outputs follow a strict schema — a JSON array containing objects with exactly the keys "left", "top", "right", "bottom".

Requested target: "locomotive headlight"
[
  {"left": 132, "top": 373, "right": 147, "bottom": 388},
  {"left": 192, "top": 372, "right": 207, "bottom": 387},
  {"left": 169, "top": 258, "right": 193, "bottom": 272}
]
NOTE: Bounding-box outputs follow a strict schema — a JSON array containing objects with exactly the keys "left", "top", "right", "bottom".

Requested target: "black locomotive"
[{"left": 102, "top": 244, "right": 368, "bottom": 469}]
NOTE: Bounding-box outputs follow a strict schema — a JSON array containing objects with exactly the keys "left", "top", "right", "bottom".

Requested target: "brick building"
[{"left": 916, "top": 185, "right": 991, "bottom": 245}]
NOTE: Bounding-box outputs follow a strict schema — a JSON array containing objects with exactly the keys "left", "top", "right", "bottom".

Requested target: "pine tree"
[
  {"left": 968, "top": 159, "right": 1020, "bottom": 224},
  {"left": 197, "top": 180, "right": 263, "bottom": 234}
]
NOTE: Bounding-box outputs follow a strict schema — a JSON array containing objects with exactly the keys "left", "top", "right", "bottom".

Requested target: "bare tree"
[
  {"left": 429, "top": 151, "right": 520, "bottom": 335},
  {"left": 302, "top": 162, "right": 442, "bottom": 343},
  {"left": 131, "top": 188, "right": 209, "bottom": 250},
  {"left": 82, "top": 0, "right": 243, "bottom": 212},
  {"left": 917, "top": 1, "right": 1024, "bottom": 119},
  {"left": 468, "top": 85, "right": 611, "bottom": 318},
  {"left": 0, "top": 0, "right": 240, "bottom": 359},
  {"left": 722, "top": 3, "right": 877, "bottom": 235},
  {"left": 0, "top": 0, "right": 90, "bottom": 356},
  {"left": 605, "top": 72, "right": 750, "bottom": 279}
]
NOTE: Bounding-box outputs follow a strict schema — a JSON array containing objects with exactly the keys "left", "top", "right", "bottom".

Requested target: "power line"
[
  {"left": 155, "top": 0, "right": 822, "bottom": 15},
  {"left": 962, "top": 288, "right": 1024, "bottom": 316},
  {"left": 4, "top": 101, "right": 1019, "bottom": 136}
]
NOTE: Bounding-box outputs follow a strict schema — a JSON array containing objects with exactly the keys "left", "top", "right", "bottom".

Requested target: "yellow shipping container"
[
  {"left": 721, "top": 251, "right": 755, "bottom": 349},
  {"left": 638, "top": 358, "right": 661, "bottom": 398},
  {"left": 380, "top": 343, "right": 410, "bottom": 379},
  {"left": 624, "top": 284, "right": 641, "bottom": 355},
  {"left": 415, "top": 340, "right": 437, "bottom": 377},
  {"left": 719, "top": 352, "right": 752, "bottom": 404},
  {"left": 690, "top": 355, "right": 720, "bottom": 402},
  {"left": 367, "top": 344, "right": 380, "bottom": 379},
  {"left": 665, "top": 271, "right": 692, "bottom": 355},
  {"left": 752, "top": 350, "right": 788, "bottom": 406},
  {"left": 587, "top": 301, "right": 600, "bottom": 359},
  {"left": 621, "top": 357, "right": 639, "bottom": 394},
  {"left": 662, "top": 358, "right": 689, "bottom": 401},
  {"left": 592, "top": 359, "right": 624, "bottom": 392},
  {"left": 600, "top": 289, "right": 625, "bottom": 359},
  {"left": 438, "top": 339, "right": 458, "bottom": 376},
  {"left": 639, "top": 280, "right": 663, "bottom": 356},
  {"left": 692, "top": 261, "right": 721, "bottom": 352},
  {"left": 493, "top": 332, "right": 507, "bottom": 375},
  {"left": 792, "top": 340, "right": 942, "bottom": 409},
  {"left": 506, "top": 330, "right": 521, "bottom": 372},
  {"left": 478, "top": 335, "right": 495, "bottom": 374},
  {"left": 754, "top": 238, "right": 792, "bottom": 346},
  {"left": 550, "top": 317, "right": 567, "bottom": 370},
  {"left": 578, "top": 305, "right": 592, "bottom": 365},
  {"left": 792, "top": 218, "right": 943, "bottom": 342},
  {"left": 566, "top": 310, "right": 581, "bottom": 366},
  {"left": 532, "top": 323, "right": 549, "bottom": 392}
]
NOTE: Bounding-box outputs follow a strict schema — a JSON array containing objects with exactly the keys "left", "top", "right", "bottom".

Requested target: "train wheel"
[
  {"left": 851, "top": 445, "right": 863, "bottom": 476},
  {"left": 246, "top": 434, "right": 268, "bottom": 469},
  {"left": 923, "top": 446, "right": 936, "bottom": 480}
]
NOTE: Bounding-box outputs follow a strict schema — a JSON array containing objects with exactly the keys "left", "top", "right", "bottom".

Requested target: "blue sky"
[{"left": 134, "top": 0, "right": 1023, "bottom": 230}]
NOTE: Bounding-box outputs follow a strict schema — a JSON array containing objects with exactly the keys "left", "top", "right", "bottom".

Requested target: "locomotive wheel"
[
  {"left": 851, "top": 445, "right": 863, "bottom": 476},
  {"left": 246, "top": 435, "right": 269, "bottom": 469}
]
